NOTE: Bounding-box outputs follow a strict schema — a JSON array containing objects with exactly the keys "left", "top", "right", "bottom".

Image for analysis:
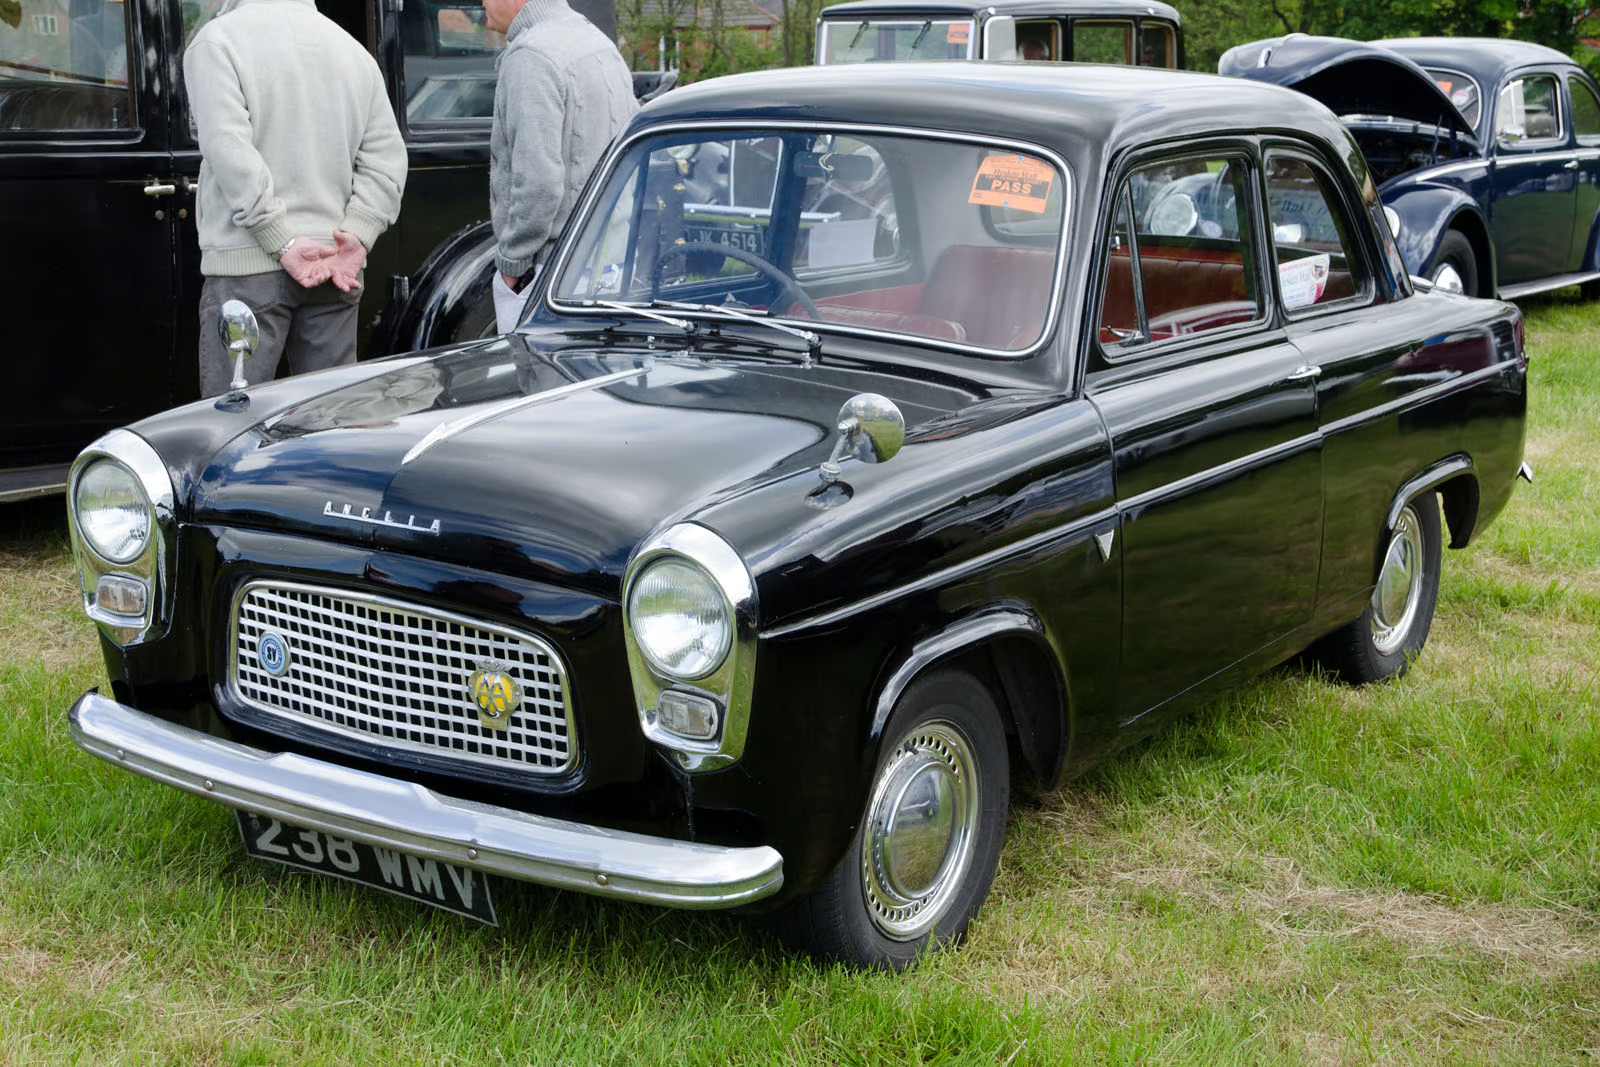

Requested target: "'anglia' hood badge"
[{"left": 323, "top": 500, "right": 442, "bottom": 535}]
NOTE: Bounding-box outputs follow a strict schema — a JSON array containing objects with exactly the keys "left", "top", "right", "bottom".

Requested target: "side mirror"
[
  {"left": 820, "top": 393, "right": 904, "bottom": 484},
  {"left": 217, "top": 299, "right": 260, "bottom": 406},
  {"left": 1498, "top": 123, "right": 1526, "bottom": 147}
]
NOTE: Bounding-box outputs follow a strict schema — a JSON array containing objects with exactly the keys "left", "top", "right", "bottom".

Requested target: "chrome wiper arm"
[
  {"left": 586, "top": 299, "right": 695, "bottom": 334},
  {"left": 656, "top": 300, "right": 822, "bottom": 362}
]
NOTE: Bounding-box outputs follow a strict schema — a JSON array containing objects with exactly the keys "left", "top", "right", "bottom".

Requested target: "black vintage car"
[
  {"left": 64, "top": 62, "right": 1529, "bottom": 969},
  {"left": 0, "top": 0, "right": 645, "bottom": 503}
]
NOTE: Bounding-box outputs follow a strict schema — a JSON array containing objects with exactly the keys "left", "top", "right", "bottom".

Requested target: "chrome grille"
[{"left": 231, "top": 582, "right": 574, "bottom": 774}]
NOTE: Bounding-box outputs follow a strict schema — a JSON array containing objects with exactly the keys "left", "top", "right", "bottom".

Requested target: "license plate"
[
  {"left": 684, "top": 224, "right": 767, "bottom": 255},
  {"left": 236, "top": 811, "right": 496, "bottom": 925}
]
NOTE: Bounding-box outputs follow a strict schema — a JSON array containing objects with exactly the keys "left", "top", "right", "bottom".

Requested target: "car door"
[
  {"left": 1490, "top": 68, "right": 1580, "bottom": 283},
  {"left": 0, "top": 0, "right": 180, "bottom": 486},
  {"left": 1084, "top": 148, "right": 1323, "bottom": 727},
  {"left": 1564, "top": 69, "right": 1600, "bottom": 273}
]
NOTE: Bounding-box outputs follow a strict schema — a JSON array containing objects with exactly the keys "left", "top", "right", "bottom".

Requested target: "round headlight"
[
  {"left": 627, "top": 556, "right": 733, "bottom": 679},
  {"left": 74, "top": 459, "right": 152, "bottom": 564},
  {"left": 1383, "top": 206, "right": 1402, "bottom": 239}
]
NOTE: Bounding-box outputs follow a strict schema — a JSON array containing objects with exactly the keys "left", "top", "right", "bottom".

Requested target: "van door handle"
[
  {"left": 1564, "top": 159, "right": 1580, "bottom": 170},
  {"left": 143, "top": 182, "right": 176, "bottom": 196},
  {"left": 1283, "top": 364, "right": 1323, "bottom": 382}
]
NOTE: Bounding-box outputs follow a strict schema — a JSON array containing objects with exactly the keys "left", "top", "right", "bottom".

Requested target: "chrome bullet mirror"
[
  {"left": 820, "top": 392, "right": 904, "bottom": 484},
  {"left": 218, "top": 300, "right": 259, "bottom": 394}
]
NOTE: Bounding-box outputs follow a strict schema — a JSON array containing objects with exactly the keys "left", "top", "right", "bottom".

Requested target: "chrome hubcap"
[
  {"left": 862, "top": 720, "right": 979, "bottom": 940},
  {"left": 1371, "top": 506, "right": 1424, "bottom": 655},
  {"left": 1432, "top": 262, "right": 1465, "bottom": 294}
]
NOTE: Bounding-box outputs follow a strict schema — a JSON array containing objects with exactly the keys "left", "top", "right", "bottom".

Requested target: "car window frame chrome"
[
  {"left": 543, "top": 118, "right": 1074, "bottom": 363},
  {"left": 1259, "top": 142, "right": 1379, "bottom": 321}
]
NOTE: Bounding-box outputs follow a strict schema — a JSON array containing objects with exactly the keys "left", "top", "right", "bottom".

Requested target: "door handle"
[
  {"left": 143, "top": 182, "right": 176, "bottom": 196},
  {"left": 1283, "top": 364, "right": 1323, "bottom": 382},
  {"left": 1564, "top": 159, "right": 1580, "bottom": 170}
]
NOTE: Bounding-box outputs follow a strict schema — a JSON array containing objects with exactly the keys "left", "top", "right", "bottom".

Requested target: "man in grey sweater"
[
  {"left": 185, "top": 0, "right": 407, "bottom": 395},
  {"left": 485, "top": 0, "right": 635, "bottom": 332}
]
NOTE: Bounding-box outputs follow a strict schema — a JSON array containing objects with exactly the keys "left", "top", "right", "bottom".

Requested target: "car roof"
[
  {"left": 1377, "top": 37, "right": 1579, "bottom": 85},
  {"left": 634, "top": 62, "right": 1346, "bottom": 167},
  {"left": 817, "top": 0, "right": 1181, "bottom": 22}
]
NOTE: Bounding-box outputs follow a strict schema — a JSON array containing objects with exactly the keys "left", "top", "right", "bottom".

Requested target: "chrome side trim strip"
[
  {"left": 764, "top": 360, "right": 1514, "bottom": 639},
  {"left": 762, "top": 509, "right": 1114, "bottom": 638},
  {"left": 1319, "top": 361, "right": 1508, "bottom": 438},
  {"left": 70, "top": 693, "right": 784, "bottom": 909},
  {"left": 1407, "top": 159, "right": 1488, "bottom": 181},
  {"left": 402, "top": 365, "right": 649, "bottom": 465},
  {"left": 870, "top": 610, "right": 1045, "bottom": 740}
]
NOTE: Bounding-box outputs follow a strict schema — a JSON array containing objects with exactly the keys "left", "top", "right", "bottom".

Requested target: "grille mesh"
[{"left": 232, "top": 583, "right": 574, "bottom": 774}]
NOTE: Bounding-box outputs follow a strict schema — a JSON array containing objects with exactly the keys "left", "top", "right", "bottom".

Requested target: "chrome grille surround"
[{"left": 229, "top": 581, "right": 575, "bottom": 775}]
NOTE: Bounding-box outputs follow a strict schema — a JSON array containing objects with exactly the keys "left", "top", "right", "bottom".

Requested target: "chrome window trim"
[
  {"left": 764, "top": 359, "right": 1513, "bottom": 638},
  {"left": 623, "top": 523, "right": 758, "bottom": 772},
  {"left": 1262, "top": 147, "right": 1377, "bottom": 320},
  {"left": 226, "top": 579, "right": 579, "bottom": 776},
  {"left": 1494, "top": 72, "right": 1566, "bottom": 147},
  {"left": 66, "top": 429, "right": 177, "bottom": 646},
  {"left": 545, "top": 119, "right": 1074, "bottom": 362}
]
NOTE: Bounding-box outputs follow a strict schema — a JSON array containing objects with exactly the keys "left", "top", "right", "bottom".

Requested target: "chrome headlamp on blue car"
[
  {"left": 623, "top": 523, "right": 757, "bottom": 772},
  {"left": 66, "top": 429, "right": 177, "bottom": 646}
]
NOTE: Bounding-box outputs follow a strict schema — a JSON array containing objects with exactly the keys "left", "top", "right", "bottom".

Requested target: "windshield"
[
  {"left": 1425, "top": 67, "right": 1482, "bottom": 128},
  {"left": 552, "top": 127, "right": 1068, "bottom": 354},
  {"left": 818, "top": 18, "right": 975, "bottom": 63}
]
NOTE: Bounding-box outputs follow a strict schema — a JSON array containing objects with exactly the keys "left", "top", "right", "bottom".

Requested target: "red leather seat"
[{"left": 917, "top": 245, "right": 1055, "bottom": 349}]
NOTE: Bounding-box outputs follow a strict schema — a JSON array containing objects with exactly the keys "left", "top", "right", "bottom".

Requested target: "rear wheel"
[
  {"left": 1430, "top": 230, "right": 1478, "bottom": 297},
  {"left": 774, "top": 668, "right": 1009, "bottom": 970},
  {"left": 1315, "top": 491, "right": 1442, "bottom": 684}
]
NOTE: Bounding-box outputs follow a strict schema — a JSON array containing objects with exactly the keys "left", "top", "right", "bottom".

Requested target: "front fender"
[
  {"left": 370, "top": 221, "right": 499, "bottom": 355},
  {"left": 1382, "top": 183, "right": 1492, "bottom": 291}
]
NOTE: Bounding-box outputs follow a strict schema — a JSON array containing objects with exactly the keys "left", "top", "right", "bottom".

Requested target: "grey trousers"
[{"left": 199, "top": 270, "right": 363, "bottom": 397}]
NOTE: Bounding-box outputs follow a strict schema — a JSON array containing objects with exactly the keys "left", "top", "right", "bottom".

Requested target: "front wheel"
[
  {"left": 1429, "top": 230, "right": 1478, "bottom": 297},
  {"left": 774, "top": 668, "right": 1009, "bottom": 970},
  {"left": 1315, "top": 491, "right": 1443, "bottom": 684}
]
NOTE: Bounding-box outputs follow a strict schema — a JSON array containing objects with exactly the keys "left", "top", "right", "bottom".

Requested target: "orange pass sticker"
[
  {"left": 946, "top": 23, "right": 970, "bottom": 44},
  {"left": 1435, "top": 78, "right": 1453, "bottom": 93},
  {"left": 968, "top": 154, "right": 1054, "bottom": 213}
]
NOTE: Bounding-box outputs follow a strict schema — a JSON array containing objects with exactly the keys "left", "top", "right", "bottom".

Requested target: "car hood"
[
  {"left": 1219, "top": 35, "right": 1476, "bottom": 138},
  {"left": 191, "top": 334, "right": 984, "bottom": 598}
]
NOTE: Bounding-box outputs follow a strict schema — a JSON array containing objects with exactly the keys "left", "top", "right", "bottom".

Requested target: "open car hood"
[{"left": 1219, "top": 35, "right": 1477, "bottom": 139}]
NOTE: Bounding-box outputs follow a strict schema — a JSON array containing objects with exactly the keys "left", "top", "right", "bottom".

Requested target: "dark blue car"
[{"left": 1222, "top": 34, "right": 1600, "bottom": 300}]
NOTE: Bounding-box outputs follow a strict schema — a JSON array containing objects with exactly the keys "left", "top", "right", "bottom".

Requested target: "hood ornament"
[{"left": 323, "top": 501, "right": 442, "bottom": 535}]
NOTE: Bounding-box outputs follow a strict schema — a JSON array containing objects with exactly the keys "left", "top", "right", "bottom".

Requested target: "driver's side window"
[{"left": 1099, "top": 153, "right": 1262, "bottom": 351}]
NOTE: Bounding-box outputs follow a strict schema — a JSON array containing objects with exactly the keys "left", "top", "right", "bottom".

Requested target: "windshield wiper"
[
  {"left": 584, "top": 299, "right": 696, "bottom": 336},
  {"left": 847, "top": 19, "right": 870, "bottom": 50},
  {"left": 907, "top": 20, "right": 933, "bottom": 56},
  {"left": 655, "top": 299, "right": 822, "bottom": 364}
]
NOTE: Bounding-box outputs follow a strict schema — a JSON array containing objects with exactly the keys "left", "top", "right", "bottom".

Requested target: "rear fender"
[{"left": 370, "top": 221, "right": 498, "bottom": 354}]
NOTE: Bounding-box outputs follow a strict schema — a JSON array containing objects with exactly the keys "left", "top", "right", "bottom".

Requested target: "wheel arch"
[
  {"left": 1384, "top": 185, "right": 1494, "bottom": 296},
  {"left": 368, "top": 220, "right": 498, "bottom": 355},
  {"left": 1387, "top": 454, "right": 1479, "bottom": 551},
  {"left": 868, "top": 609, "right": 1070, "bottom": 788}
]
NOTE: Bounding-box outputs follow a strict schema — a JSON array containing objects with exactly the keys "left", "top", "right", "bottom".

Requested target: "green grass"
[{"left": 3, "top": 293, "right": 1599, "bottom": 1064}]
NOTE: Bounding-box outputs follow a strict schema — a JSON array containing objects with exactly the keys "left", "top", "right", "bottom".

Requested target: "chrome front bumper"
[{"left": 69, "top": 692, "right": 784, "bottom": 909}]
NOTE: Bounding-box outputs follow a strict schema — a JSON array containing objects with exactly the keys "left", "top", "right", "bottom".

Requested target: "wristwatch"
[{"left": 274, "top": 238, "right": 295, "bottom": 261}]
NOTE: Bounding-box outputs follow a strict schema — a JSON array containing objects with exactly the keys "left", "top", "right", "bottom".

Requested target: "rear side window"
[
  {"left": 0, "top": 0, "right": 134, "bottom": 131},
  {"left": 1571, "top": 76, "right": 1600, "bottom": 143},
  {"left": 1071, "top": 20, "right": 1132, "bottom": 63},
  {"left": 1264, "top": 154, "right": 1369, "bottom": 312},
  {"left": 1097, "top": 154, "right": 1262, "bottom": 352}
]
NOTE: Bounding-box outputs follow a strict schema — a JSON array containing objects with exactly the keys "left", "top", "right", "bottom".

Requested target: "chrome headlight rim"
[
  {"left": 626, "top": 554, "right": 734, "bottom": 681},
  {"left": 67, "top": 429, "right": 177, "bottom": 645},
  {"left": 622, "top": 523, "right": 758, "bottom": 772}
]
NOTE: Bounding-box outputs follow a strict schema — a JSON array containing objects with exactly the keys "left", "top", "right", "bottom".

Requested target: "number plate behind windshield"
[{"left": 236, "top": 811, "right": 496, "bottom": 925}]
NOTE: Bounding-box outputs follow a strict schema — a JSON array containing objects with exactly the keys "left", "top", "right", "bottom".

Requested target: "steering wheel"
[{"left": 651, "top": 241, "right": 822, "bottom": 320}]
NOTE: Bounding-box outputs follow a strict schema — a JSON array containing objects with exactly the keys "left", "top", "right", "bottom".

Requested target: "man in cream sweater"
[
  {"left": 185, "top": 0, "right": 407, "bottom": 395},
  {"left": 485, "top": 0, "right": 635, "bottom": 333}
]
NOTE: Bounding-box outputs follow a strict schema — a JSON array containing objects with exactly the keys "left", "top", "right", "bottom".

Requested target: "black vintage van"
[{"left": 0, "top": 0, "right": 649, "bottom": 501}]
